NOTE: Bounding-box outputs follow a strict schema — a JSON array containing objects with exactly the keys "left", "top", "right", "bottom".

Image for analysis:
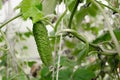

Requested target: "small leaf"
[
  {"left": 87, "top": 3, "right": 99, "bottom": 16},
  {"left": 75, "top": 7, "right": 88, "bottom": 23},
  {"left": 64, "top": 39, "right": 75, "bottom": 49},
  {"left": 0, "top": 35, "right": 4, "bottom": 42},
  {"left": 22, "top": 46, "right": 28, "bottom": 50},
  {"left": 24, "top": 31, "right": 32, "bottom": 38},
  {"left": 28, "top": 61, "right": 36, "bottom": 67},
  {"left": 68, "top": 0, "right": 75, "bottom": 12},
  {"left": 77, "top": 45, "right": 88, "bottom": 63}
]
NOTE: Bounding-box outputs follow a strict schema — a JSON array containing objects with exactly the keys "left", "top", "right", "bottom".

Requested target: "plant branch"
[
  {"left": 42, "top": 19, "right": 54, "bottom": 28},
  {"left": 91, "top": 0, "right": 120, "bottom": 56},
  {"left": 56, "top": 29, "right": 118, "bottom": 56},
  {"left": 96, "top": 1, "right": 120, "bottom": 14},
  {"left": 56, "top": 19, "right": 64, "bottom": 80},
  {"left": 0, "top": 14, "right": 22, "bottom": 29},
  {"left": 54, "top": 9, "right": 67, "bottom": 32},
  {"left": 68, "top": 0, "right": 80, "bottom": 29}
]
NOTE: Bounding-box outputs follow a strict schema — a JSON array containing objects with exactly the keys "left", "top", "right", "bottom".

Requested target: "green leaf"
[
  {"left": 24, "top": 31, "right": 33, "bottom": 38},
  {"left": 75, "top": 7, "right": 88, "bottom": 23},
  {"left": 28, "top": 61, "right": 36, "bottom": 67},
  {"left": 60, "top": 56, "right": 75, "bottom": 68},
  {"left": 0, "top": 35, "right": 4, "bottom": 42},
  {"left": 42, "top": 0, "right": 57, "bottom": 15},
  {"left": 72, "top": 68, "right": 95, "bottom": 80},
  {"left": 64, "top": 39, "right": 75, "bottom": 49},
  {"left": 87, "top": 3, "right": 99, "bottom": 16},
  {"left": 72, "top": 42, "right": 85, "bottom": 55},
  {"left": 93, "top": 29, "right": 120, "bottom": 44},
  {"left": 19, "top": 0, "right": 43, "bottom": 23},
  {"left": 107, "top": 56, "right": 119, "bottom": 71},
  {"left": 75, "top": 2, "right": 99, "bottom": 25},
  {"left": 68, "top": 0, "right": 75, "bottom": 12},
  {"left": 86, "top": 61, "right": 101, "bottom": 71},
  {"left": 40, "top": 66, "right": 52, "bottom": 80},
  {"left": 58, "top": 68, "right": 73, "bottom": 80},
  {"left": 77, "top": 45, "right": 89, "bottom": 63},
  {"left": 22, "top": 45, "right": 28, "bottom": 50}
]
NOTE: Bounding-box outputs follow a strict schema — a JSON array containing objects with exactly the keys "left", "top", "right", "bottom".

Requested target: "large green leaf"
[
  {"left": 19, "top": 0, "right": 43, "bottom": 23},
  {"left": 72, "top": 68, "right": 95, "bottom": 80}
]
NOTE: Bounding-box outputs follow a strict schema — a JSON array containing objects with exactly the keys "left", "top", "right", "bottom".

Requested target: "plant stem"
[
  {"left": 91, "top": 0, "right": 120, "bottom": 56},
  {"left": 96, "top": 1, "right": 120, "bottom": 14},
  {"left": 54, "top": 9, "right": 67, "bottom": 32},
  {"left": 56, "top": 19, "right": 64, "bottom": 80},
  {"left": 0, "top": 14, "right": 22, "bottom": 29},
  {"left": 68, "top": 0, "right": 80, "bottom": 29},
  {"left": 42, "top": 19, "right": 54, "bottom": 28},
  {"left": 0, "top": 30, "right": 10, "bottom": 51}
]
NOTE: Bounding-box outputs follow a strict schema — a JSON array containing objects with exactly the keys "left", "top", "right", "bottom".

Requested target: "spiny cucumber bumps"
[{"left": 33, "top": 21, "right": 53, "bottom": 66}]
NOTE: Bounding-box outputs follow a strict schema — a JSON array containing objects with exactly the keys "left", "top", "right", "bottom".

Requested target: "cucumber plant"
[{"left": 0, "top": 0, "right": 120, "bottom": 80}]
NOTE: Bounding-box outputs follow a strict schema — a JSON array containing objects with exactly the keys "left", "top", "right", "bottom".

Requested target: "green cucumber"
[{"left": 33, "top": 21, "right": 53, "bottom": 66}]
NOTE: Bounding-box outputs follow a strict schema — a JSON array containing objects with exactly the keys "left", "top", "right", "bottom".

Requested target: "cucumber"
[{"left": 33, "top": 21, "right": 53, "bottom": 66}]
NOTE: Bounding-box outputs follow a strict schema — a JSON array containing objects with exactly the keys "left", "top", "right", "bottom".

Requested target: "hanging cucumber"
[{"left": 33, "top": 21, "right": 53, "bottom": 66}]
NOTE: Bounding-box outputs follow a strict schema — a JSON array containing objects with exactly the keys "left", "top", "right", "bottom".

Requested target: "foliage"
[
  {"left": 0, "top": 0, "right": 2, "bottom": 9},
  {"left": 0, "top": 0, "right": 120, "bottom": 80}
]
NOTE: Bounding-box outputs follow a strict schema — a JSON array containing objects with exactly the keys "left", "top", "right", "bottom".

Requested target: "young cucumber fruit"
[{"left": 33, "top": 21, "right": 53, "bottom": 66}]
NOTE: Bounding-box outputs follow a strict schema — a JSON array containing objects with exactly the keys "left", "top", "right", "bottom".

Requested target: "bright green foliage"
[
  {"left": 33, "top": 22, "right": 53, "bottom": 66},
  {"left": 1, "top": 0, "right": 120, "bottom": 79},
  {"left": 19, "top": 0, "right": 43, "bottom": 23},
  {"left": 40, "top": 66, "right": 52, "bottom": 80},
  {"left": 58, "top": 68, "right": 73, "bottom": 80},
  {"left": 72, "top": 68, "right": 95, "bottom": 80}
]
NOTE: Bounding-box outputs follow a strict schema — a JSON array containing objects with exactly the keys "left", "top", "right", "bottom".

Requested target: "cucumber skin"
[{"left": 33, "top": 21, "right": 53, "bottom": 66}]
